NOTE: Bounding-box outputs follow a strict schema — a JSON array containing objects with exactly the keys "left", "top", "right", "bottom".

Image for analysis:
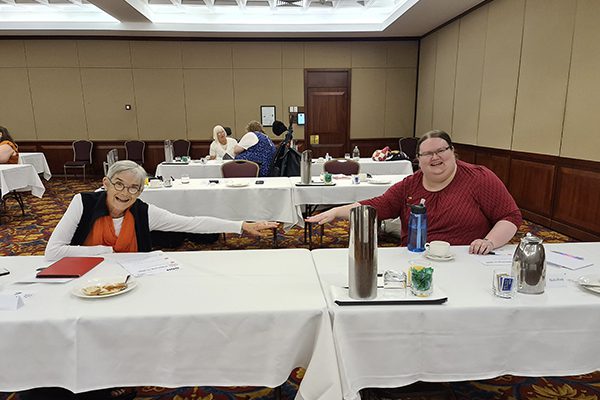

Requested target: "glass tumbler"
[{"left": 408, "top": 260, "right": 433, "bottom": 297}]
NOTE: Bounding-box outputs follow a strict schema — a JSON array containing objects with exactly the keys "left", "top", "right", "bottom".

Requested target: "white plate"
[
  {"left": 71, "top": 276, "right": 137, "bottom": 299},
  {"left": 578, "top": 274, "right": 600, "bottom": 294},
  {"left": 225, "top": 180, "right": 249, "bottom": 188},
  {"left": 367, "top": 178, "right": 391, "bottom": 185},
  {"left": 424, "top": 252, "right": 454, "bottom": 262}
]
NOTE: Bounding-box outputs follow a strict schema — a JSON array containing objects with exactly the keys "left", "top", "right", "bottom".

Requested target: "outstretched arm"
[{"left": 305, "top": 202, "right": 361, "bottom": 225}]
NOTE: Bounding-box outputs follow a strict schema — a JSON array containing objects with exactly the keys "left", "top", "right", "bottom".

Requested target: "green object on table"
[
  {"left": 324, "top": 172, "right": 332, "bottom": 184},
  {"left": 410, "top": 266, "right": 433, "bottom": 292}
]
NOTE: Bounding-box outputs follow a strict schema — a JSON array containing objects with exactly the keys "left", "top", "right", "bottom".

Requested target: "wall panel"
[
  {"left": 554, "top": 166, "right": 600, "bottom": 235},
  {"left": 512, "top": 0, "right": 576, "bottom": 155},
  {"left": 81, "top": 68, "right": 138, "bottom": 140},
  {"left": 384, "top": 68, "right": 416, "bottom": 138},
  {"left": 351, "top": 69, "right": 386, "bottom": 138},
  {"left": 387, "top": 42, "right": 418, "bottom": 68},
  {"left": 282, "top": 68, "right": 305, "bottom": 137},
  {"left": 282, "top": 42, "right": 304, "bottom": 68},
  {"left": 25, "top": 40, "right": 79, "bottom": 67},
  {"left": 415, "top": 34, "right": 436, "bottom": 135},
  {"left": 233, "top": 42, "right": 282, "bottom": 68},
  {"left": 561, "top": 0, "right": 600, "bottom": 162},
  {"left": 77, "top": 40, "right": 131, "bottom": 68},
  {"left": 477, "top": 0, "right": 524, "bottom": 149},
  {"left": 0, "top": 40, "right": 26, "bottom": 67},
  {"left": 0, "top": 68, "right": 36, "bottom": 139},
  {"left": 131, "top": 41, "right": 182, "bottom": 68},
  {"left": 305, "top": 42, "right": 352, "bottom": 68},
  {"left": 432, "top": 23, "right": 459, "bottom": 134},
  {"left": 351, "top": 42, "right": 387, "bottom": 68},
  {"left": 452, "top": 5, "right": 488, "bottom": 144},
  {"left": 182, "top": 42, "right": 233, "bottom": 68},
  {"left": 133, "top": 68, "right": 186, "bottom": 140},
  {"left": 28, "top": 68, "right": 87, "bottom": 140},
  {"left": 508, "top": 158, "right": 555, "bottom": 217}
]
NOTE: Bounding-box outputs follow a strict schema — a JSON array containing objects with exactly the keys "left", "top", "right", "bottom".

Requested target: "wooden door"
[{"left": 304, "top": 70, "right": 351, "bottom": 158}]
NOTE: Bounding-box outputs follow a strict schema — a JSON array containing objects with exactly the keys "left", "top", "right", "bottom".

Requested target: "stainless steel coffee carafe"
[
  {"left": 348, "top": 205, "right": 378, "bottom": 300},
  {"left": 164, "top": 140, "right": 174, "bottom": 163},
  {"left": 512, "top": 233, "right": 546, "bottom": 294},
  {"left": 300, "top": 150, "right": 312, "bottom": 184}
]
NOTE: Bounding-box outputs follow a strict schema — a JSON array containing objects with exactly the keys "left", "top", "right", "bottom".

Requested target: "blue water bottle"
[{"left": 407, "top": 203, "right": 427, "bottom": 252}]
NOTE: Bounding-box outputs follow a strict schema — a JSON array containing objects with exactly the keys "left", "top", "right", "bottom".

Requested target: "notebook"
[{"left": 36, "top": 257, "right": 104, "bottom": 278}]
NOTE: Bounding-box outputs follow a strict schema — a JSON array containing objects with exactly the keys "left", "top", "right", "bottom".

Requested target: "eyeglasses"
[
  {"left": 108, "top": 177, "right": 141, "bottom": 195},
  {"left": 418, "top": 146, "right": 451, "bottom": 159}
]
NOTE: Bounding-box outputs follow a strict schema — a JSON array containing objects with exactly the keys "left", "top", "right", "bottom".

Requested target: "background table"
[
  {"left": 19, "top": 152, "right": 52, "bottom": 180},
  {"left": 311, "top": 158, "right": 413, "bottom": 176},
  {"left": 0, "top": 249, "right": 342, "bottom": 400},
  {"left": 312, "top": 243, "right": 600, "bottom": 400},
  {"left": 139, "top": 177, "right": 301, "bottom": 225},
  {"left": 0, "top": 164, "right": 45, "bottom": 198},
  {"left": 156, "top": 160, "right": 224, "bottom": 179}
]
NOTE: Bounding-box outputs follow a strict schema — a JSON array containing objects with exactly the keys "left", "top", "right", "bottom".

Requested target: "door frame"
[{"left": 304, "top": 68, "right": 352, "bottom": 155}]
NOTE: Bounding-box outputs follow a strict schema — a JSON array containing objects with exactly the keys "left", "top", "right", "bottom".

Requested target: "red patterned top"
[{"left": 360, "top": 160, "right": 522, "bottom": 246}]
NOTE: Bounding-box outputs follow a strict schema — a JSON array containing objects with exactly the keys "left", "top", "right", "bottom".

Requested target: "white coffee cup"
[
  {"left": 425, "top": 240, "right": 450, "bottom": 257},
  {"left": 358, "top": 173, "right": 367, "bottom": 182}
]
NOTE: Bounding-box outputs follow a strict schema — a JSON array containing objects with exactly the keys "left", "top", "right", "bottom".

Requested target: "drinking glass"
[
  {"left": 408, "top": 260, "right": 433, "bottom": 297},
  {"left": 492, "top": 269, "right": 515, "bottom": 299},
  {"left": 181, "top": 174, "right": 190, "bottom": 184}
]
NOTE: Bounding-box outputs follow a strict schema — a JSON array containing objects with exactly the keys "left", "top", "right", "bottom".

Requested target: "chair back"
[
  {"left": 173, "top": 139, "right": 191, "bottom": 157},
  {"left": 125, "top": 140, "right": 145, "bottom": 164},
  {"left": 73, "top": 140, "right": 93, "bottom": 163},
  {"left": 323, "top": 159, "right": 359, "bottom": 175},
  {"left": 107, "top": 149, "right": 118, "bottom": 166},
  {"left": 399, "top": 137, "right": 418, "bottom": 161},
  {"left": 221, "top": 160, "right": 260, "bottom": 178}
]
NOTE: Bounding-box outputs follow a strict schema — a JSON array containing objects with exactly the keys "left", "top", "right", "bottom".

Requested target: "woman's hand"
[
  {"left": 242, "top": 221, "right": 279, "bottom": 236},
  {"left": 469, "top": 238, "right": 494, "bottom": 255}
]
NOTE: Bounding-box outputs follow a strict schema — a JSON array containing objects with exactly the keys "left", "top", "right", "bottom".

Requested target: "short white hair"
[{"left": 107, "top": 160, "right": 147, "bottom": 188}]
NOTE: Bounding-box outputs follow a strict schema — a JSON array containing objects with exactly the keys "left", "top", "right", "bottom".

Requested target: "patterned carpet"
[{"left": 2, "top": 178, "right": 598, "bottom": 400}]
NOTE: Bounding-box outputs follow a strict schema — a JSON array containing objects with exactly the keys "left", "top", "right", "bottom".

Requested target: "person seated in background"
[
  {"left": 209, "top": 125, "right": 238, "bottom": 160},
  {"left": 224, "top": 126, "right": 233, "bottom": 138},
  {"left": 306, "top": 130, "right": 522, "bottom": 255},
  {"left": 45, "top": 160, "right": 278, "bottom": 261},
  {"left": 234, "top": 120, "right": 276, "bottom": 177},
  {"left": 0, "top": 126, "right": 19, "bottom": 164}
]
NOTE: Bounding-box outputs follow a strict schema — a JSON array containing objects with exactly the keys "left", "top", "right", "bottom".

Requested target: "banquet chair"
[
  {"left": 221, "top": 160, "right": 260, "bottom": 178},
  {"left": 64, "top": 140, "right": 93, "bottom": 181},
  {"left": 173, "top": 139, "right": 191, "bottom": 158},
  {"left": 125, "top": 140, "right": 145, "bottom": 165},
  {"left": 323, "top": 159, "right": 360, "bottom": 175},
  {"left": 399, "top": 136, "right": 419, "bottom": 171},
  {"left": 220, "top": 160, "right": 277, "bottom": 247},
  {"left": 103, "top": 148, "right": 119, "bottom": 176}
]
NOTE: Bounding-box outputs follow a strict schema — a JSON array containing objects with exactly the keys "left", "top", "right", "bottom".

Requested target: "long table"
[
  {"left": 156, "top": 158, "right": 413, "bottom": 179},
  {"left": 311, "top": 243, "right": 600, "bottom": 400},
  {"left": 0, "top": 249, "right": 342, "bottom": 399},
  {"left": 0, "top": 164, "right": 45, "bottom": 198},
  {"left": 19, "top": 152, "right": 52, "bottom": 180}
]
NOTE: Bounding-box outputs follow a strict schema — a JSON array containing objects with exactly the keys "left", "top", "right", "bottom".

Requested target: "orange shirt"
[{"left": 0, "top": 140, "right": 18, "bottom": 164}]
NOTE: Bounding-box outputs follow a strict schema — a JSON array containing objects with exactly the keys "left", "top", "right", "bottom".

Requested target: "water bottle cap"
[{"left": 410, "top": 203, "right": 426, "bottom": 214}]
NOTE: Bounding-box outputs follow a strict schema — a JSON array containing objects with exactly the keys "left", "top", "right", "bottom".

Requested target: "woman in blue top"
[{"left": 234, "top": 120, "right": 276, "bottom": 177}]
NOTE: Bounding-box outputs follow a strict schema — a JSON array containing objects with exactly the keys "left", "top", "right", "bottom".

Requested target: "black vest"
[{"left": 70, "top": 191, "right": 152, "bottom": 252}]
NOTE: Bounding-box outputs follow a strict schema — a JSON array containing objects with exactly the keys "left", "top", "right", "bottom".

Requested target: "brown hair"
[
  {"left": 245, "top": 120, "right": 264, "bottom": 133},
  {"left": 0, "top": 126, "right": 16, "bottom": 145},
  {"left": 417, "top": 130, "right": 453, "bottom": 156}
]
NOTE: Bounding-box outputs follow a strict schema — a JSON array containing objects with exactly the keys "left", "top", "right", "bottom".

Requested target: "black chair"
[
  {"left": 125, "top": 140, "right": 145, "bottom": 165},
  {"left": 64, "top": 140, "right": 93, "bottom": 181},
  {"left": 221, "top": 160, "right": 260, "bottom": 178},
  {"left": 173, "top": 139, "right": 191, "bottom": 158},
  {"left": 399, "top": 136, "right": 419, "bottom": 171},
  {"left": 323, "top": 159, "right": 360, "bottom": 175}
]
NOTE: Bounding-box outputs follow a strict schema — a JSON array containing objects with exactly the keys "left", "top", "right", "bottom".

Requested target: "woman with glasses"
[
  {"left": 45, "top": 160, "right": 278, "bottom": 261},
  {"left": 306, "top": 130, "right": 522, "bottom": 255}
]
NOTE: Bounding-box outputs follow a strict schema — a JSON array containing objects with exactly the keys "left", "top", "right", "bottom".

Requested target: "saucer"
[{"left": 424, "top": 252, "right": 454, "bottom": 261}]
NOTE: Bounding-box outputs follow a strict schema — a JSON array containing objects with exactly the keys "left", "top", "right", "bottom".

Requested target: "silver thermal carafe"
[
  {"left": 512, "top": 233, "right": 546, "bottom": 294},
  {"left": 348, "top": 205, "right": 378, "bottom": 300},
  {"left": 164, "top": 140, "right": 174, "bottom": 163},
  {"left": 300, "top": 150, "right": 312, "bottom": 184}
]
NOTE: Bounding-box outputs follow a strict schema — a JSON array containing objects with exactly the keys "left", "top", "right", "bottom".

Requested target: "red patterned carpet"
[{"left": 2, "top": 178, "right": 598, "bottom": 400}]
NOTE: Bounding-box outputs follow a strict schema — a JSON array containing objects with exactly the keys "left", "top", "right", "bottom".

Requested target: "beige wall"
[
  {"left": 0, "top": 39, "right": 418, "bottom": 143},
  {"left": 415, "top": 0, "right": 600, "bottom": 162}
]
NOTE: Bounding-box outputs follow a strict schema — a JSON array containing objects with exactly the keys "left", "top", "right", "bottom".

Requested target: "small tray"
[
  {"left": 331, "top": 285, "right": 447, "bottom": 306},
  {"left": 162, "top": 162, "right": 190, "bottom": 165}
]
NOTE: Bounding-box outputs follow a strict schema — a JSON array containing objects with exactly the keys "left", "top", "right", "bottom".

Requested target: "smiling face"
[
  {"left": 217, "top": 130, "right": 227, "bottom": 145},
  {"left": 102, "top": 170, "right": 142, "bottom": 218},
  {"left": 417, "top": 137, "right": 457, "bottom": 184}
]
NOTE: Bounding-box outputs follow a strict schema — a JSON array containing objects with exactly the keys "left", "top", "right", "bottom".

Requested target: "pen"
[
  {"left": 488, "top": 252, "right": 496, "bottom": 255},
  {"left": 551, "top": 250, "right": 584, "bottom": 260}
]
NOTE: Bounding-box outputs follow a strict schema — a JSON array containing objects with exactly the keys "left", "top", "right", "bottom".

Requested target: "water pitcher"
[
  {"left": 164, "top": 140, "right": 174, "bottom": 163},
  {"left": 300, "top": 150, "right": 312, "bottom": 184},
  {"left": 348, "top": 205, "right": 378, "bottom": 300},
  {"left": 512, "top": 233, "right": 546, "bottom": 294}
]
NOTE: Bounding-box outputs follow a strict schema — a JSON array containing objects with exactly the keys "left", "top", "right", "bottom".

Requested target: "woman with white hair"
[
  {"left": 45, "top": 160, "right": 278, "bottom": 261},
  {"left": 209, "top": 125, "right": 238, "bottom": 160}
]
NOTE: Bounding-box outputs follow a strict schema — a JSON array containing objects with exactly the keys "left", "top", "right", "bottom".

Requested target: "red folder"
[{"left": 36, "top": 257, "right": 104, "bottom": 278}]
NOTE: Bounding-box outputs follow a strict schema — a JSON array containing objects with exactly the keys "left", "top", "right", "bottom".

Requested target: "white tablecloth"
[
  {"left": 156, "top": 158, "right": 414, "bottom": 179},
  {"left": 139, "top": 177, "right": 300, "bottom": 225},
  {"left": 291, "top": 175, "right": 407, "bottom": 206},
  {"left": 311, "top": 158, "right": 413, "bottom": 176},
  {"left": 0, "top": 249, "right": 342, "bottom": 399},
  {"left": 311, "top": 243, "right": 600, "bottom": 400},
  {"left": 19, "top": 152, "right": 52, "bottom": 180},
  {"left": 156, "top": 160, "right": 225, "bottom": 179},
  {"left": 0, "top": 164, "right": 45, "bottom": 198}
]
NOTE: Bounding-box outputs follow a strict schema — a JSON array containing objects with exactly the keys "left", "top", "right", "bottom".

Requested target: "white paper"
[
  {"left": 14, "top": 276, "right": 74, "bottom": 284},
  {"left": 111, "top": 251, "right": 180, "bottom": 277},
  {"left": 0, "top": 293, "right": 25, "bottom": 311},
  {"left": 475, "top": 252, "right": 513, "bottom": 266},
  {"left": 547, "top": 271, "right": 567, "bottom": 288},
  {"left": 546, "top": 251, "right": 593, "bottom": 270}
]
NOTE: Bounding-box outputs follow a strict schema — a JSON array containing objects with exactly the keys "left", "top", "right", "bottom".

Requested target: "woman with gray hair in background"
[
  {"left": 45, "top": 160, "right": 278, "bottom": 261},
  {"left": 209, "top": 124, "right": 238, "bottom": 160}
]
